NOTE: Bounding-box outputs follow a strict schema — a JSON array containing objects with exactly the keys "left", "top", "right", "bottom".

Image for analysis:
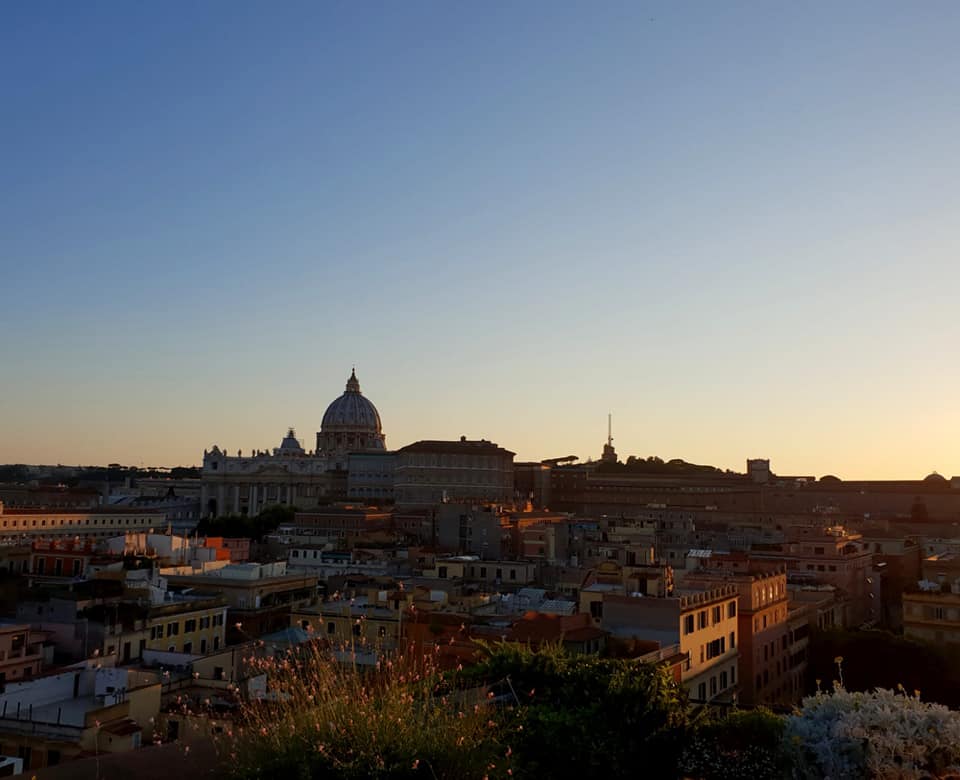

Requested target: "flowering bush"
[
  {"left": 224, "top": 641, "right": 510, "bottom": 780},
  {"left": 786, "top": 684, "right": 960, "bottom": 779}
]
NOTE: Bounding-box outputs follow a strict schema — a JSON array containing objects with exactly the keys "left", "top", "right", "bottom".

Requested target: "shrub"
[
  {"left": 459, "top": 643, "right": 691, "bottom": 779},
  {"left": 679, "top": 708, "right": 789, "bottom": 780},
  {"left": 785, "top": 685, "right": 960, "bottom": 779},
  {"left": 223, "top": 642, "right": 508, "bottom": 780}
]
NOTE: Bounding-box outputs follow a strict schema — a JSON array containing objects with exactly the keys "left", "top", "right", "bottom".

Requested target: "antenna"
[{"left": 607, "top": 414, "right": 613, "bottom": 447}]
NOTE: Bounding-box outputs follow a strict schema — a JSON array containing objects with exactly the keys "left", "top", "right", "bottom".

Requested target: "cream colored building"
[
  {"left": 394, "top": 438, "right": 514, "bottom": 508},
  {"left": 0, "top": 503, "right": 164, "bottom": 541},
  {"left": 599, "top": 585, "right": 739, "bottom": 703}
]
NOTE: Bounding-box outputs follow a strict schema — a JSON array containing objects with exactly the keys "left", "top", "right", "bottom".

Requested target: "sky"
[{"left": 2, "top": 2, "right": 959, "bottom": 479}]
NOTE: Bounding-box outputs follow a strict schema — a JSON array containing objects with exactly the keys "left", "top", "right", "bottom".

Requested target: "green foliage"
[
  {"left": 599, "top": 455, "right": 727, "bottom": 476},
  {"left": 197, "top": 504, "right": 295, "bottom": 540},
  {"left": 213, "top": 642, "right": 960, "bottom": 779},
  {"left": 460, "top": 643, "right": 691, "bottom": 779},
  {"left": 226, "top": 646, "right": 506, "bottom": 780},
  {"left": 680, "top": 708, "right": 789, "bottom": 780}
]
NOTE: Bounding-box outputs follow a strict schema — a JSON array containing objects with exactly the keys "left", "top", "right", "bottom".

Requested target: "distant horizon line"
[{"left": 2, "top": 458, "right": 956, "bottom": 484}]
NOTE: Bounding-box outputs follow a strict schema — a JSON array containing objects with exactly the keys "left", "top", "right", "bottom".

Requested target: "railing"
[
  {"left": 637, "top": 643, "right": 684, "bottom": 664},
  {"left": 0, "top": 716, "right": 84, "bottom": 740}
]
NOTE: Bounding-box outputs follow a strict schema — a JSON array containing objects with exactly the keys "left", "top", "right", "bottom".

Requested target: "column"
[
  {"left": 251, "top": 485, "right": 259, "bottom": 515},
  {"left": 286, "top": 484, "right": 293, "bottom": 505},
  {"left": 248, "top": 484, "right": 255, "bottom": 515},
  {"left": 233, "top": 485, "right": 240, "bottom": 514}
]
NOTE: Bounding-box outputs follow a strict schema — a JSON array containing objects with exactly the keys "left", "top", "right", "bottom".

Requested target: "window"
[
  {"left": 697, "top": 683, "right": 706, "bottom": 701},
  {"left": 729, "top": 631, "right": 736, "bottom": 649},
  {"left": 698, "top": 610, "right": 708, "bottom": 629},
  {"left": 712, "top": 606, "right": 721, "bottom": 624},
  {"left": 327, "top": 622, "right": 336, "bottom": 635},
  {"left": 213, "top": 636, "right": 220, "bottom": 650},
  {"left": 683, "top": 614, "right": 695, "bottom": 635},
  {"left": 185, "top": 619, "right": 197, "bottom": 633},
  {"left": 167, "top": 622, "right": 179, "bottom": 637},
  {"left": 200, "top": 638, "right": 207, "bottom": 654},
  {"left": 710, "top": 676, "right": 717, "bottom": 696},
  {"left": 706, "top": 638, "right": 725, "bottom": 659},
  {"left": 727, "top": 601, "right": 737, "bottom": 618}
]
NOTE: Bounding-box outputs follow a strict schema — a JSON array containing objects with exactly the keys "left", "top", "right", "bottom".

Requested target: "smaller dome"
[
  {"left": 924, "top": 472, "right": 947, "bottom": 483},
  {"left": 278, "top": 428, "right": 304, "bottom": 454}
]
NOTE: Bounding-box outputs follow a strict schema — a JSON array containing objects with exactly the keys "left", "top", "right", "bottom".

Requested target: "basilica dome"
[
  {"left": 277, "top": 428, "right": 305, "bottom": 455},
  {"left": 317, "top": 369, "right": 386, "bottom": 460}
]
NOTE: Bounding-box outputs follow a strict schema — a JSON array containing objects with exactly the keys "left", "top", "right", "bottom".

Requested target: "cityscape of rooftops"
[{"left": 4, "top": 3, "right": 960, "bottom": 779}]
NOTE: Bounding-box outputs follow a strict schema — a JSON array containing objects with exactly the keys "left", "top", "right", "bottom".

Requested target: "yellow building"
[
  {"left": 599, "top": 584, "right": 739, "bottom": 703},
  {"left": 292, "top": 595, "right": 402, "bottom": 651},
  {"left": 903, "top": 585, "right": 960, "bottom": 646},
  {"left": 146, "top": 596, "right": 228, "bottom": 655}
]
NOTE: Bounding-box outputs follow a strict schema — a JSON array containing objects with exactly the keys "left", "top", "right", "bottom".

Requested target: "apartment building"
[
  {"left": 597, "top": 584, "right": 739, "bottom": 703},
  {"left": 0, "top": 624, "right": 46, "bottom": 691},
  {"left": 145, "top": 595, "right": 228, "bottom": 655},
  {"left": 161, "top": 561, "right": 318, "bottom": 642},
  {"left": 682, "top": 568, "right": 809, "bottom": 706},
  {"left": 423, "top": 557, "right": 537, "bottom": 587},
  {"left": 0, "top": 663, "right": 161, "bottom": 773},
  {"left": 0, "top": 503, "right": 164, "bottom": 541}
]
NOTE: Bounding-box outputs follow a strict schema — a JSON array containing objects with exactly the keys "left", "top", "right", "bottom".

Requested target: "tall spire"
[
  {"left": 346, "top": 367, "right": 361, "bottom": 393},
  {"left": 601, "top": 413, "right": 617, "bottom": 464}
]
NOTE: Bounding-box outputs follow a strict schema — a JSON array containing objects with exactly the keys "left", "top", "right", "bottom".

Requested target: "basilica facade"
[{"left": 200, "top": 370, "right": 386, "bottom": 517}]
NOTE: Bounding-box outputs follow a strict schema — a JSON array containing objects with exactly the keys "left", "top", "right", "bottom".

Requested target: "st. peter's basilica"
[{"left": 200, "top": 369, "right": 387, "bottom": 516}]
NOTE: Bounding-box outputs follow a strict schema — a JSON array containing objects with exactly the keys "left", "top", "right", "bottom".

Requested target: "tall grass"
[{"left": 220, "top": 639, "right": 511, "bottom": 780}]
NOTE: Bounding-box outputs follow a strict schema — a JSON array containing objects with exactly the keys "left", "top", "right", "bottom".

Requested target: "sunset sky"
[{"left": 3, "top": 2, "right": 959, "bottom": 479}]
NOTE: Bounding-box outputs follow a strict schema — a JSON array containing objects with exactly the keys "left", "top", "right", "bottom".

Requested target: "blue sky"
[{"left": 3, "top": 2, "right": 959, "bottom": 477}]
